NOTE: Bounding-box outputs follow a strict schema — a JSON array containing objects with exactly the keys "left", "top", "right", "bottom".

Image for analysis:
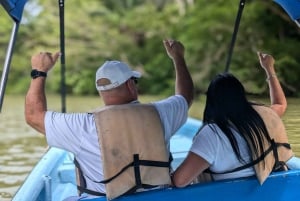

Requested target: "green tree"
[{"left": 1, "top": 0, "right": 299, "bottom": 97}]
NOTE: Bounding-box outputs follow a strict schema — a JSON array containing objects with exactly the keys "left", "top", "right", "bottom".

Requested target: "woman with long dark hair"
[{"left": 172, "top": 52, "right": 300, "bottom": 187}]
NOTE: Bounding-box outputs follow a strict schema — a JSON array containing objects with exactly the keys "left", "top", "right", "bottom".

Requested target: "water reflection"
[
  {"left": 0, "top": 95, "right": 47, "bottom": 200},
  {"left": 283, "top": 98, "right": 300, "bottom": 154},
  {"left": 0, "top": 95, "right": 299, "bottom": 200},
  {"left": 0, "top": 137, "right": 47, "bottom": 199}
]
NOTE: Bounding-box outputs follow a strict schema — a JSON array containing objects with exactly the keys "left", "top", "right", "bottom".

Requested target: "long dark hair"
[{"left": 203, "top": 73, "right": 271, "bottom": 163}]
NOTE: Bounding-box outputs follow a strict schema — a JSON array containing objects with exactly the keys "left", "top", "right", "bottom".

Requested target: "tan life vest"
[
  {"left": 198, "top": 105, "right": 293, "bottom": 185},
  {"left": 252, "top": 105, "right": 294, "bottom": 184},
  {"left": 93, "top": 104, "right": 171, "bottom": 200}
]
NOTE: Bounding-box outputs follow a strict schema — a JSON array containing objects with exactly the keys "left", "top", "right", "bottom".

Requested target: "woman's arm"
[
  {"left": 172, "top": 152, "right": 210, "bottom": 188},
  {"left": 257, "top": 52, "right": 287, "bottom": 117}
]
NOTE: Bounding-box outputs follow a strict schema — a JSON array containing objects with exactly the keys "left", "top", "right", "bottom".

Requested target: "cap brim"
[{"left": 132, "top": 71, "right": 141, "bottom": 78}]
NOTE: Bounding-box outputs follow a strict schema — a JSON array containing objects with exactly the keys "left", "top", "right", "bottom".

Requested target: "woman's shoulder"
[{"left": 196, "top": 123, "right": 221, "bottom": 138}]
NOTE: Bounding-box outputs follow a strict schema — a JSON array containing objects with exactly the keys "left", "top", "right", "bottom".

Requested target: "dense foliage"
[{"left": 1, "top": 0, "right": 299, "bottom": 97}]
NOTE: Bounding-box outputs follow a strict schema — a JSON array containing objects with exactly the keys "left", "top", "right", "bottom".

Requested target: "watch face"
[
  {"left": 31, "top": 70, "right": 47, "bottom": 79},
  {"left": 31, "top": 70, "right": 38, "bottom": 78}
]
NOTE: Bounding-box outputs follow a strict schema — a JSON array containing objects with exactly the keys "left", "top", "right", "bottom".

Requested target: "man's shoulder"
[
  {"left": 46, "top": 111, "right": 93, "bottom": 123},
  {"left": 153, "top": 94, "right": 186, "bottom": 104}
]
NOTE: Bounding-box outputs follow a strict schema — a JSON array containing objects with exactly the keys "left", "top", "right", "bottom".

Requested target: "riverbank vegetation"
[{"left": 1, "top": 0, "right": 299, "bottom": 97}]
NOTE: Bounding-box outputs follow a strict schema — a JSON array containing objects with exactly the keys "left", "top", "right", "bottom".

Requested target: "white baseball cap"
[{"left": 95, "top": 60, "right": 141, "bottom": 91}]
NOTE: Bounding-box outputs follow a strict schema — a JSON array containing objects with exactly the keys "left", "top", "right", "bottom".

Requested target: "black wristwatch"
[{"left": 31, "top": 69, "right": 47, "bottom": 79}]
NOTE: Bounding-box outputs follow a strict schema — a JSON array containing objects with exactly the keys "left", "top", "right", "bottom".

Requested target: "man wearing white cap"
[{"left": 25, "top": 39, "right": 194, "bottom": 200}]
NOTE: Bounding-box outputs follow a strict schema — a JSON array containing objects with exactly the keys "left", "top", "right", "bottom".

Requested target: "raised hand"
[
  {"left": 163, "top": 39, "right": 185, "bottom": 60},
  {"left": 31, "top": 52, "right": 60, "bottom": 72}
]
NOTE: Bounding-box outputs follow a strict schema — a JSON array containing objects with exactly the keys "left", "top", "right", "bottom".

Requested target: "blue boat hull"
[
  {"left": 93, "top": 170, "right": 300, "bottom": 201},
  {"left": 12, "top": 118, "right": 300, "bottom": 201}
]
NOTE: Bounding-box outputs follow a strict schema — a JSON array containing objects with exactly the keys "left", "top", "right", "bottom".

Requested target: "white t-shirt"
[
  {"left": 45, "top": 95, "right": 188, "bottom": 194},
  {"left": 190, "top": 124, "right": 255, "bottom": 181}
]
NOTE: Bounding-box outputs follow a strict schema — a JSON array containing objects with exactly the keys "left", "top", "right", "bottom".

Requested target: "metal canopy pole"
[
  {"left": 0, "top": 22, "right": 19, "bottom": 112},
  {"left": 224, "top": 0, "right": 246, "bottom": 73},
  {"left": 58, "top": 0, "right": 66, "bottom": 113},
  {"left": 0, "top": 0, "right": 27, "bottom": 112}
]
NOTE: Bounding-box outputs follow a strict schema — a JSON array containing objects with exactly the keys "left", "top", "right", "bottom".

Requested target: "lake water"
[{"left": 0, "top": 95, "right": 299, "bottom": 200}]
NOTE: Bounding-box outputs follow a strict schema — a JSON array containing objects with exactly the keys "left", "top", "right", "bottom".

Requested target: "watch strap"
[{"left": 31, "top": 69, "right": 47, "bottom": 79}]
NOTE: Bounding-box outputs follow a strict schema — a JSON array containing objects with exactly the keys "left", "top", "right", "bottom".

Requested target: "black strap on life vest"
[
  {"left": 74, "top": 158, "right": 106, "bottom": 197},
  {"left": 99, "top": 153, "right": 172, "bottom": 195},
  {"left": 205, "top": 140, "right": 291, "bottom": 175},
  {"left": 271, "top": 140, "right": 290, "bottom": 171},
  {"left": 74, "top": 153, "right": 173, "bottom": 197}
]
